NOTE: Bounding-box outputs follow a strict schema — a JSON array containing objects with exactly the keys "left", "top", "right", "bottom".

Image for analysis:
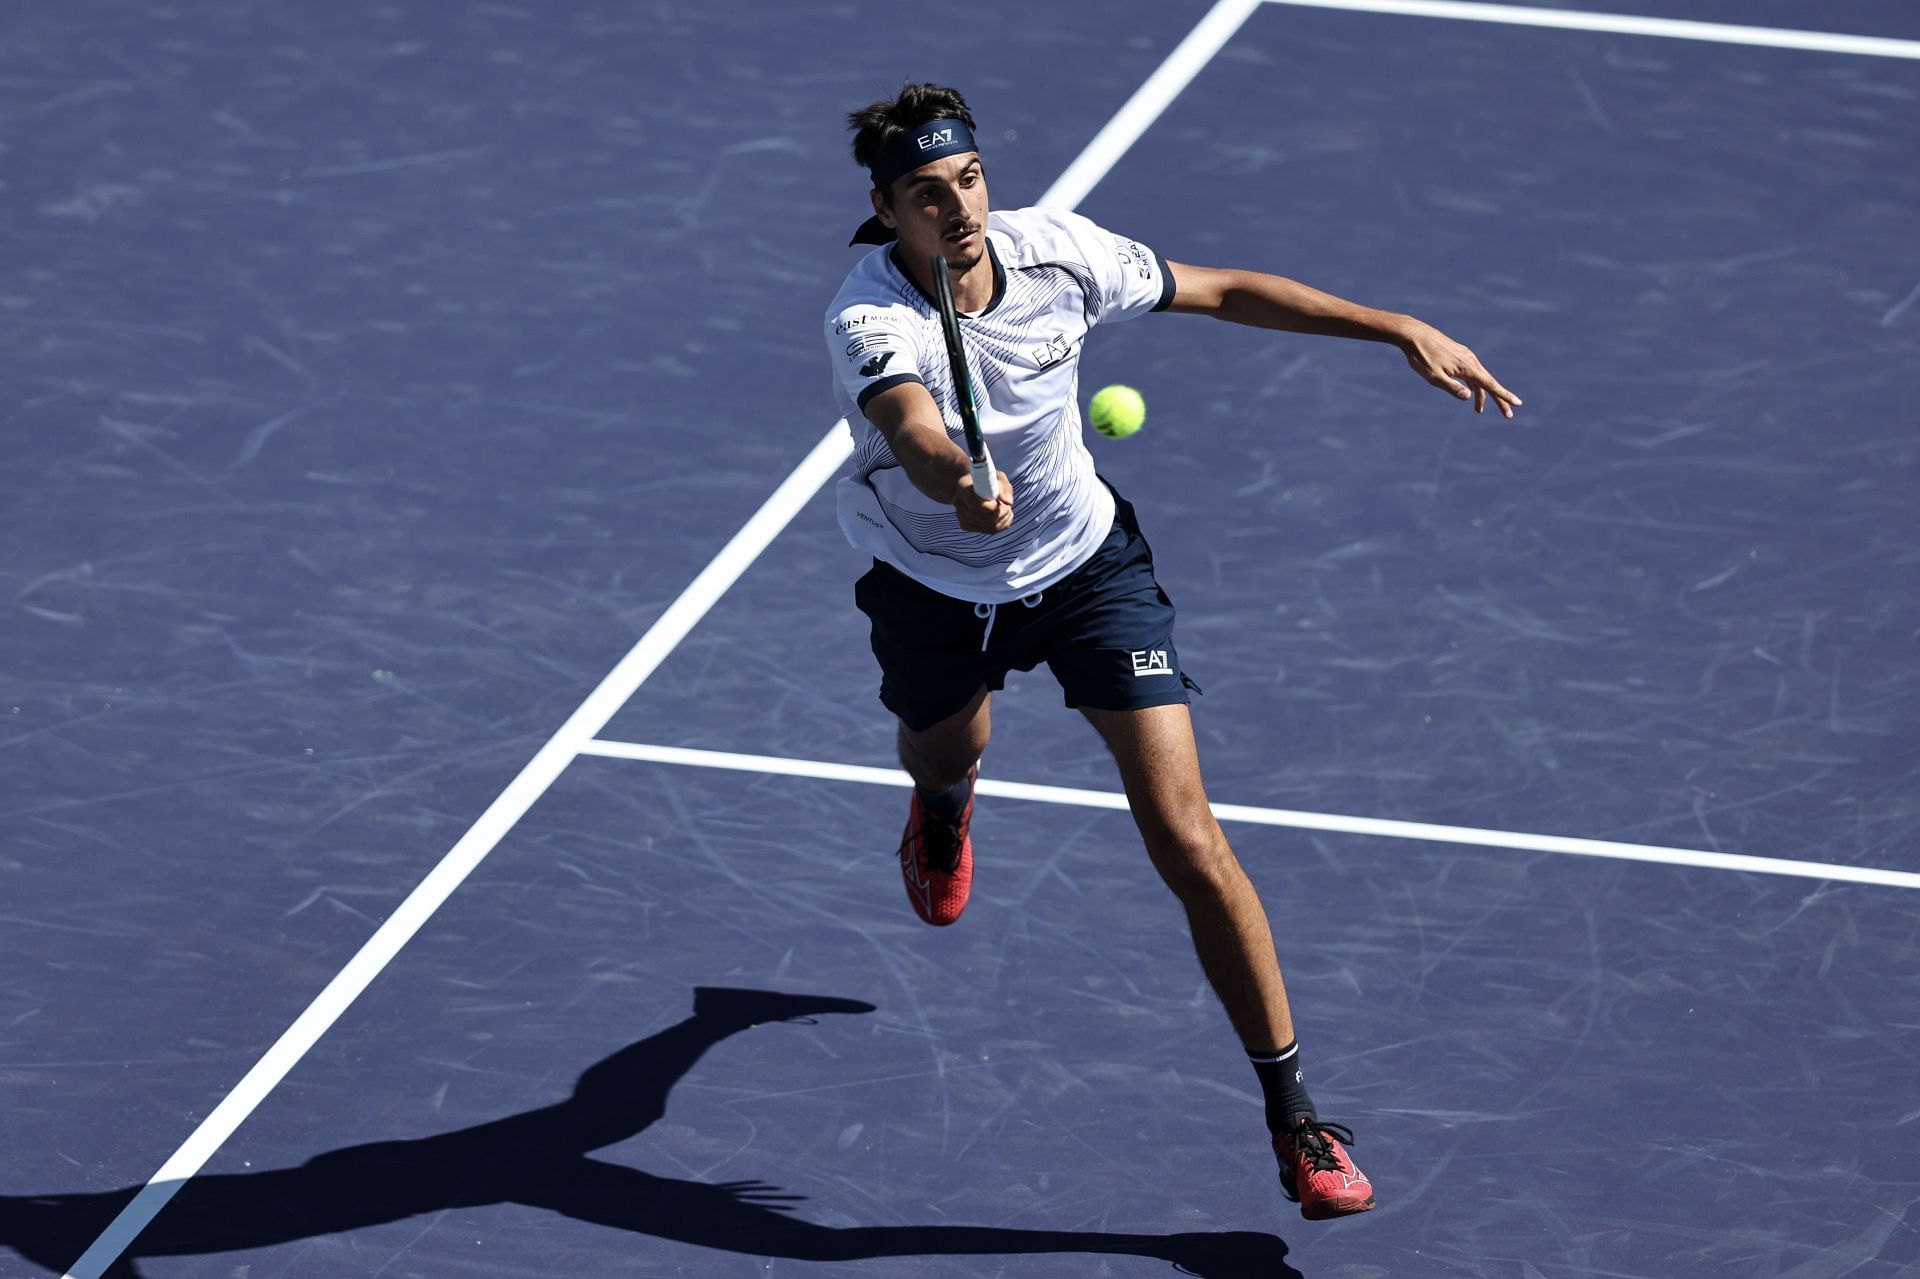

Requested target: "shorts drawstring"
[
  {"left": 975, "top": 592, "right": 1046, "bottom": 652},
  {"left": 974, "top": 601, "right": 996, "bottom": 651}
]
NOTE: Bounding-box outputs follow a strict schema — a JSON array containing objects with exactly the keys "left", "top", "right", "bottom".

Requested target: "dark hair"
[{"left": 847, "top": 82, "right": 977, "bottom": 198}]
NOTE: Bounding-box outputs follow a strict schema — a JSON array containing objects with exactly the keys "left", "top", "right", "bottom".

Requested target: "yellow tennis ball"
[{"left": 1089, "top": 384, "right": 1146, "bottom": 439}]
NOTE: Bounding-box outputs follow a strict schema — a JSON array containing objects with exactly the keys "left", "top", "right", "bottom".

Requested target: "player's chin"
[{"left": 942, "top": 232, "right": 984, "bottom": 268}]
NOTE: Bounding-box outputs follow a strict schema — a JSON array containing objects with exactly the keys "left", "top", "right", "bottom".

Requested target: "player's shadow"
[{"left": 0, "top": 987, "right": 1300, "bottom": 1278}]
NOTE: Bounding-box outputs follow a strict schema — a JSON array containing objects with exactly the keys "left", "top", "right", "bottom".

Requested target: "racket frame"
[{"left": 928, "top": 254, "right": 998, "bottom": 502}]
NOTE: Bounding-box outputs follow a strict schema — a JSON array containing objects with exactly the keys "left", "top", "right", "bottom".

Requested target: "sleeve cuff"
[
  {"left": 856, "top": 372, "right": 922, "bottom": 411},
  {"left": 1150, "top": 247, "right": 1177, "bottom": 312}
]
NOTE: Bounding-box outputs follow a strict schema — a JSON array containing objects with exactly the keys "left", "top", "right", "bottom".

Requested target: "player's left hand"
[{"left": 1400, "top": 322, "right": 1522, "bottom": 419}]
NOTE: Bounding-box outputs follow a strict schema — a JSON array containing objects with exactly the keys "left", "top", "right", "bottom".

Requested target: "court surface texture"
[{"left": 4, "top": 1, "right": 1918, "bottom": 1276}]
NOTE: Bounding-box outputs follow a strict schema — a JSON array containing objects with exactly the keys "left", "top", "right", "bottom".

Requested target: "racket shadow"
[{"left": 1, "top": 987, "right": 1300, "bottom": 1279}]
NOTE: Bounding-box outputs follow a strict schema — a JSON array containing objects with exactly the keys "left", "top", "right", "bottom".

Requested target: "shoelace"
[
  {"left": 920, "top": 819, "right": 963, "bottom": 873},
  {"left": 904, "top": 813, "right": 965, "bottom": 874},
  {"left": 1289, "top": 1119, "right": 1358, "bottom": 1172}
]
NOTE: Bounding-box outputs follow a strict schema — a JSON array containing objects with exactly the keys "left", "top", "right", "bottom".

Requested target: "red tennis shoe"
[
  {"left": 1277, "top": 1118, "right": 1376, "bottom": 1220},
  {"left": 898, "top": 772, "right": 975, "bottom": 926}
]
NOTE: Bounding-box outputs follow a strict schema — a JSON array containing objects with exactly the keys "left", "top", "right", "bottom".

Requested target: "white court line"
[
  {"left": 1261, "top": 0, "right": 1920, "bottom": 60},
  {"left": 579, "top": 741, "right": 1920, "bottom": 893},
  {"left": 56, "top": 4, "right": 1265, "bottom": 1277}
]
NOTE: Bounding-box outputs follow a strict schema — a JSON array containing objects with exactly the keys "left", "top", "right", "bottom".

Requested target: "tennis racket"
[{"left": 928, "top": 253, "right": 998, "bottom": 502}]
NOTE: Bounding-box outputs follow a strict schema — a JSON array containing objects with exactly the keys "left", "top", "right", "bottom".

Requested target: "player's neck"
[
  {"left": 895, "top": 242, "right": 998, "bottom": 315},
  {"left": 949, "top": 255, "right": 994, "bottom": 313}
]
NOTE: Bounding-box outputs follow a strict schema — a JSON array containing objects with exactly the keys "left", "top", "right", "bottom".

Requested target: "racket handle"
[{"left": 969, "top": 453, "right": 998, "bottom": 503}]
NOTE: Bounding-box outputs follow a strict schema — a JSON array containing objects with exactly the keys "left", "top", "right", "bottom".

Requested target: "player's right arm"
[{"left": 861, "top": 382, "right": 1013, "bottom": 534}]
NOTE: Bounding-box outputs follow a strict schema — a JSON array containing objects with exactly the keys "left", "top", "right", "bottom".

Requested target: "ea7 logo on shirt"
[
  {"left": 1031, "top": 334, "right": 1074, "bottom": 369},
  {"left": 858, "top": 351, "right": 895, "bottom": 378},
  {"left": 917, "top": 127, "right": 954, "bottom": 151},
  {"left": 1130, "top": 649, "right": 1172, "bottom": 677}
]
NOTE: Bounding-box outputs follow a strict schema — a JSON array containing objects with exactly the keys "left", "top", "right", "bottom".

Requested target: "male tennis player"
[{"left": 824, "top": 83, "right": 1520, "bottom": 1221}]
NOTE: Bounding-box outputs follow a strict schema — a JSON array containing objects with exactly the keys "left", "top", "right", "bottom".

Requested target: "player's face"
[{"left": 875, "top": 153, "right": 989, "bottom": 273}]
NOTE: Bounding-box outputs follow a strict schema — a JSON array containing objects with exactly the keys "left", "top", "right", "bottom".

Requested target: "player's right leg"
[
  {"left": 854, "top": 560, "right": 1002, "bottom": 925},
  {"left": 893, "top": 688, "right": 990, "bottom": 925}
]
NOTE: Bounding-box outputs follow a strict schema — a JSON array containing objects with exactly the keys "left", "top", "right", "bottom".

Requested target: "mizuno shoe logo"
[{"left": 900, "top": 843, "right": 933, "bottom": 913}]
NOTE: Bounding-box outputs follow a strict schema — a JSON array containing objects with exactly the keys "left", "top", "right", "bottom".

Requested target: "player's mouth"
[{"left": 946, "top": 226, "right": 979, "bottom": 249}]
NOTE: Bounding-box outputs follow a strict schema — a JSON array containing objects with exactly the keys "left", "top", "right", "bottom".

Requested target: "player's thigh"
[
  {"left": 900, "top": 685, "right": 993, "bottom": 778},
  {"left": 856, "top": 560, "right": 1001, "bottom": 734},
  {"left": 1080, "top": 702, "right": 1223, "bottom": 858}
]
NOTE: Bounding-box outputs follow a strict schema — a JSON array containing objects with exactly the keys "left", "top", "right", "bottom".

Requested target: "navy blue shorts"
[{"left": 854, "top": 487, "right": 1198, "bottom": 733}]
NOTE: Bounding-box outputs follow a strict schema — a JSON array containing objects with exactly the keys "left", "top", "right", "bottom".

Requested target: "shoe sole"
[{"left": 1300, "top": 1196, "right": 1376, "bottom": 1220}]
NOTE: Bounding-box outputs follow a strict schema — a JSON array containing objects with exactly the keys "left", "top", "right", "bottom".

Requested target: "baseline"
[
  {"left": 1261, "top": 0, "right": 1920, "bottom": 60},
  {"left": 579, "top": 740, "right": 1920, "bottom": 893}
]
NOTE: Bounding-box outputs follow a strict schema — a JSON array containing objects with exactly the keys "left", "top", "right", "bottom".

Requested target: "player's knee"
[
  {"left": 1141, "top": 814, "right": 1236, "bottom": 898},
  {"left": 898, "top": 731, "right": 986, "bottom": 790},
  {"left": 905, "top": 746, "right": 981, "bottom": 791}
]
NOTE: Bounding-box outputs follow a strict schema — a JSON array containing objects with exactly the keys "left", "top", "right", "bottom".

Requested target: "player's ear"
[{"left": 870, "top": 186, "right": 896, "bottom": 230}]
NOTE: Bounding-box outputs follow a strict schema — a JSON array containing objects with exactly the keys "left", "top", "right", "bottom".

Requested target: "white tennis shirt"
[{"left": 825, "top": 206, "right": 1174, "bottom": 603}]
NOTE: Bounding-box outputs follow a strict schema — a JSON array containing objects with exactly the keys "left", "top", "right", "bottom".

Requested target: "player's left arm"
[{"left": 1164, "top": 262, "right": 1523, "bottom": 419}]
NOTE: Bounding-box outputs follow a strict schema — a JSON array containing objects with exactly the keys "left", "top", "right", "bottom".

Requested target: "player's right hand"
[{"left": 953, "top": 471, "right": 1013, "bottom": 533}]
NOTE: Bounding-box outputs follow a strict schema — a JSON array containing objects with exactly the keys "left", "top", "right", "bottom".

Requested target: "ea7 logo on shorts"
[
  {"left": 1130, "top": 649, "right": 1172, "bottom": 677},
  {"left": 917, "top": 127, "right": 954, "bottom": 151}
]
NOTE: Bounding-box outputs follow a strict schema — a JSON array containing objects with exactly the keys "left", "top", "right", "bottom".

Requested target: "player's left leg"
[
  {"left": 1080, "top": 702, "right": 1375, "bottom": 1220},
  {"left": 1079, "top": 704, "right": 1294, "bottom": 1050}
]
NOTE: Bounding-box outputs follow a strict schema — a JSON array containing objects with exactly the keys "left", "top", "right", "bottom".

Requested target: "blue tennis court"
[{"left": 5, "top": 1, "right": 1918, "bottom": 1275}]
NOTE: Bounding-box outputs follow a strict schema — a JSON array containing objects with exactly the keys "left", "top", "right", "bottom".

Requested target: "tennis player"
[{"left": 824, "top": 83, "right": 1520, "bottom": 1221}]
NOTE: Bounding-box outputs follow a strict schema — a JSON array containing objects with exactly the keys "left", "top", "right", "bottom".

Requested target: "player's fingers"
[
  {"left": 1467, "top": 371, "right": 1521, "bottom": 419},
  {"left": 1461, "top": 357, "right": 1518, "bottom": 402},
  {"left": 1416, "top": 360, "right": 1465, "bottom": 395},
  {"left": 954, "top": 491, "right": 993, "bottom": 531}
]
